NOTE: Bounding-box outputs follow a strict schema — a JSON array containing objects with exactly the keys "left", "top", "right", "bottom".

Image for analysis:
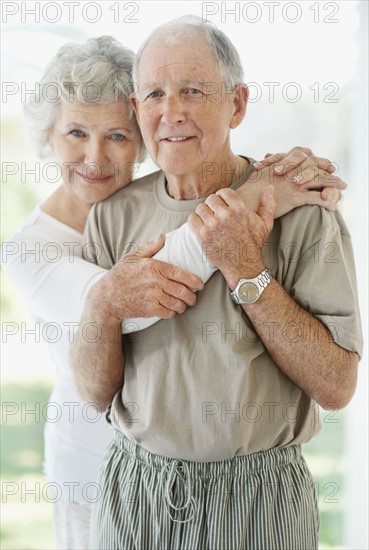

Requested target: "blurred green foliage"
[{"left": 1, "top": 382, "right": 54, "bottom": 550}]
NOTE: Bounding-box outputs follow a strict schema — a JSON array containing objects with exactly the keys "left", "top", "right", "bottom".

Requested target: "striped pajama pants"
[{"left": 90, "top": 431, "right": 319, "bottom": 550}]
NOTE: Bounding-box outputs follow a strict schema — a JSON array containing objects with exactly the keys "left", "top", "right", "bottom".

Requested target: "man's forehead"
[{"left": 138, "top": 32, "right": 218, "bottom": 72}]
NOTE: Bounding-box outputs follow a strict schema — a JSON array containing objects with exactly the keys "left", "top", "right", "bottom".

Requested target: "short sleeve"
[{"left": 281, "top": 207, "right": 363, "bottom": 357}]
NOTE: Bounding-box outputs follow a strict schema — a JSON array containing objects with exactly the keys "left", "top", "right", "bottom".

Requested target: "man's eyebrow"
[{"left": 140, "top": 79, "right": 206, "bottom": 91}]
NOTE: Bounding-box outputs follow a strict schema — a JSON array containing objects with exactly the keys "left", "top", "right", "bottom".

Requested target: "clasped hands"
[{"left": 188, "top": 146, "right": 345, "bottom": 287}]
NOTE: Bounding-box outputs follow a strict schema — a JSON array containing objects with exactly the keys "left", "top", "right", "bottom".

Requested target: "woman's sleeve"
[
  {"left": 120, "top": 223, "right": 218, "bottom": 333},
  {"left": 1, "top": 219, "right": 107, "bottom": 327},
  {"left": 1, "top": 214, "right": 216, "bottom": 334}
]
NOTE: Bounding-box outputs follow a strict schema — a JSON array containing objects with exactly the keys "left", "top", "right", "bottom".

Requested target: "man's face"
[{"left": 132, "top": 32, "right": 241, "bottom": 179}]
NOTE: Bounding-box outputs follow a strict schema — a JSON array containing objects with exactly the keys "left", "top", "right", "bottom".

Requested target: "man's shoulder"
[{"left": 278, "top": 204, "right": 351, "bottom": 239}]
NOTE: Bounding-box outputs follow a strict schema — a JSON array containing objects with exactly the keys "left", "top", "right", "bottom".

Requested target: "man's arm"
[
  {"left": 243, "top": 278, "right": 358, "bottom": 410},
  {"left": 71, "top": 146, "right": 348, "bottom": 405},
  {"left": 188, "top": 186, "right": 360, "bottom": 411}
]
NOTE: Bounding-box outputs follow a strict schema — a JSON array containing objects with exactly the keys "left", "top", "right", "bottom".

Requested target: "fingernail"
[
  {"left": 293, "top": 175, "right": 303, "bottom": 183},
  {"left": 274, "top": 165, "right": 283, "bottom": 173},
  {"left": 253, "top": 161, "right": 263, "bottom": 169}
]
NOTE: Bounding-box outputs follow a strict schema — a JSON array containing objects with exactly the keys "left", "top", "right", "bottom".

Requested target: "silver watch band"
[{"left": 230, "top": 267, "right": 272, "bottom": 304}]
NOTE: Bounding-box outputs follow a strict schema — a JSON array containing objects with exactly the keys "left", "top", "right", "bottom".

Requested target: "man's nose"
[{"left": 160, "top": 95, "right": 186, "bottom": 126}]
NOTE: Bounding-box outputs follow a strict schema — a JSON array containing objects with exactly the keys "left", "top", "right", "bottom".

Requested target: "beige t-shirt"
[{"left": 85, "top": 166, "right": 363, "bottom": 461}]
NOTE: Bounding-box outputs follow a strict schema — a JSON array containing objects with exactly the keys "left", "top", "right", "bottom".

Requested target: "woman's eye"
[
  {"left": 70, "top": 129, "right": 84, "bottom": 137},
  {"left": 187, "top": 88, "right": 201, "bottom": 95},
  {"left": 111, "top": 133, "right": 125, "bottom": 141}
]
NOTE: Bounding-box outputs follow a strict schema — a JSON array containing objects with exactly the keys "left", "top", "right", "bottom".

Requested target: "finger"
[
  {"left": 292, "top": 166, "right": 322, "bottom": 185},
  {"left": 271, "top": 150, "right": 310, "bottom": 175},
  {"left": 188, "top": 212, "right": 204, "bottom": 235},
  {"left": 195, "top": 202, "right": 215, "bottom": 222},
  {"left": 258, "top": 186, "right": 275, "bottom": 232},
  {"left": 253, "top": 152, "right": 284, "bottom": 170},
  {"left": 159, "top": 262, "right": 204, "bottom": 292},
  {"left": 159, "top": 293, "right": 188, "bottom": 314},
  {"left": 215, "top": 187, "right": 243, "bottom": 208},
  {"left": 313, "top": 156, "right": 336, "bottom": 173},
  {"left": 299, "top": 172, "right": 347, "bottom": 189},
  {"left": 162, "top": 280, "right": 198, "bottom": 307},
  {"left": 295, "top": 191, "right": 338, "bottom": 211},
  {"left": 152, "top": 303, "right": 177, "bottom": 320},
  {"left": 291, "top": 146, "right": 313, "bottom": 156},
  {"left": 320, "top": 174, "right": 347, "bottom": 189},
  {"left": 204, "top": 193, "right": 229, "bottom": 214},
  {"left": 320, "top": 187, "right": 341, "bottom": 203}
]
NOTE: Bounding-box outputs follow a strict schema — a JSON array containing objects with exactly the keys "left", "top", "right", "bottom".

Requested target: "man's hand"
[
  {"left": 188, "top": 186, "right": 276, "bottom": 289},
  {"left": 90, "top": 234, "right": 204, "bottom": 325},
  {"left": 252, "top": 146, "right": 345, "bottom": 215}
]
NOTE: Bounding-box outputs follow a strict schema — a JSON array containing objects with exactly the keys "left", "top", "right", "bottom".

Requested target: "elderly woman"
[
  {"left": 2, "top": 34, "right": 343, "bottom": 550},
  {"left": 2, "top": 36, "right": 144, "bottom": 549}
]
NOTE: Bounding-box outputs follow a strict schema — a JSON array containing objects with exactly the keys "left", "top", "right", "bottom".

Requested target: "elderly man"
[{"left": 72, "top": 16, "right": 362, "bottom": 550}]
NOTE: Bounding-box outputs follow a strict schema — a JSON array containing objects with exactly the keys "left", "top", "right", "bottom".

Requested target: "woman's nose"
[{"left": 84, "top": 139, "right": 109, "bottom": 169}]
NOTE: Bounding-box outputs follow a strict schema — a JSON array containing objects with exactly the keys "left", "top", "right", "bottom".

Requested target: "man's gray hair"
[
  {"left": 133, "top": 15, "right": 244, "bottom": 89},
  {"left": 24, "top": 36, "right": 137, "bottom": 158}
]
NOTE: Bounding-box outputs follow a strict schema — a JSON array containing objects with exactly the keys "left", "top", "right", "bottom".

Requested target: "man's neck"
[{"left": 166, "top": 155, "right": 249, "bottom": 200}]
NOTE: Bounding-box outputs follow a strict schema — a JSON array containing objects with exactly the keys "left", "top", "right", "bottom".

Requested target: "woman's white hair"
[
  {"left": 133, "top": 15, "right": 244, "bottom": 88},
  {"left": 24, "top": 36, "right": 140, "bottom": 158}
]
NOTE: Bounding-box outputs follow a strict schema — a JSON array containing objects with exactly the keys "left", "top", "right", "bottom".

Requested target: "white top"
[{"left": 1, "top": 205, "right": 215, "bottom": 503}]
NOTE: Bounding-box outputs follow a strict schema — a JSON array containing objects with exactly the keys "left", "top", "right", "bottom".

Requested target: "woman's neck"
[{"left": 41, "top": 186, "right": 91, "bottom": 233}]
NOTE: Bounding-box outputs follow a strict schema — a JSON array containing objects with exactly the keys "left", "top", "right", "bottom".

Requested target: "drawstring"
[
  {"left": 161, "top": 459, "right": 196, "bottom": 523},
  {"left": 154, "top": 459, "right": 197, "bottom": 547}
]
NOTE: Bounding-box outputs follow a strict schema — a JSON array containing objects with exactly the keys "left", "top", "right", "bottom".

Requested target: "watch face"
[{"left": 239, "top": 282, "right": 259, "bottom": 303}]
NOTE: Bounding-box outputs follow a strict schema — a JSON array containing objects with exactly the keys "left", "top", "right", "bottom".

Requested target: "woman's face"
[{"left": 50, "top": 101, "right": 143, "bottom": 203}]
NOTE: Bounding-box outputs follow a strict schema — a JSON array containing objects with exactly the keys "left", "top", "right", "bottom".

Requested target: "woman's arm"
[
  {"left": 1, "top": 209, "right": 107, "bottom": 327},
  {"left": 2, "top": 148, "right": 344, "bottom": 333}
]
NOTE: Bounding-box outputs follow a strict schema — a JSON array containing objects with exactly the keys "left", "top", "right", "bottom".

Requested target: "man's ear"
[
  {"left": 130, "top": 93, "right": 139, "bottom": 121},
  {"left": 230, "top": 84, "right": 249, "bottom": 129}
]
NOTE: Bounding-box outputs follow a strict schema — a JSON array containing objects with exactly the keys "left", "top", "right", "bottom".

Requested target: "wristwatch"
[{"left": 230, "top": 268, "right": 272, "bottom": 304}]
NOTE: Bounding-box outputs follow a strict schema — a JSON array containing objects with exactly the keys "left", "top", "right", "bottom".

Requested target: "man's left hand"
[{"left": 188, "top": 186, "right": 275, "bottom": 289}]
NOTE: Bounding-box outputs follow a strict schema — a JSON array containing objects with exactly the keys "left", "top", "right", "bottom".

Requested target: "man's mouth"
[{"left": 162, "top": 136, "right": 193, "bottom": 142}]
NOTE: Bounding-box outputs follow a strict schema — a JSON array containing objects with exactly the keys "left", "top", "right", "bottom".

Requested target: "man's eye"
[
  {"left": 187, "top": 88, "right": 202, "bottom": 95},
  {"left": 146, "top": 91, "right": 162, "bottom": 100},
  {"left": 111, "top": 133, "right": 125, "bottom": 141},
  {"left": 70, "top": 129, "right": 84, "bottom": 137}
]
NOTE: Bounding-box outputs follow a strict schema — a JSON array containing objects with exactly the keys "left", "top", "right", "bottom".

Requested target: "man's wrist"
[
  {"left": 222, "top": 262, "right": 266, "bottom": 290},
  {"left": 87, "top": 283, "right": 123, "bottom": 327},
  {"left": 229, "top": 267, "right": 272, "bottom": 305}
]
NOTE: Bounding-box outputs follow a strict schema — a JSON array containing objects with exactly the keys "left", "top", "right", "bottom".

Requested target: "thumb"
[
  {"left": 258, "top": 186, "right": 275, "bottom": 232},
  {"left": 138, "top": 233, "right": 166, "bottom": 258}
]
